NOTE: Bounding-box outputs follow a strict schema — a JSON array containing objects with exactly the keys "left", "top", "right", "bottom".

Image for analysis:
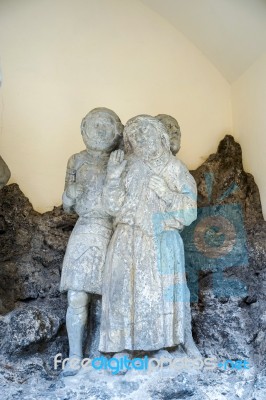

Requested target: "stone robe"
[{"left": 99, "top": 152, "right": 197, "bottom": 352}]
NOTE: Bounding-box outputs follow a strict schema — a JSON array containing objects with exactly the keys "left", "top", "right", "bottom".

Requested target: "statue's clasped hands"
[
  {"left": 107, "top": 150, "right": 127, "bottom": 180},
  {"left": 106, "top": 151, "right": 174, "bottom": 203}
]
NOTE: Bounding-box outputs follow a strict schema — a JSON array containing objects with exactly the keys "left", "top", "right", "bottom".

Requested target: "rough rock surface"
[
  {"left": 182, "top": 135, "right": 266, "bottom": 400},
  {"left": 191, "top": 135, "right": 263, "bottom": 226},
  {"left": 0, "top": 183, "right": 74, "bottom": 385},
  {"left": 0, "top": 135, "right": 265, "bottom": 399},
  {"left": 183, "top": 136, "right": 265, "bottom": 368}
]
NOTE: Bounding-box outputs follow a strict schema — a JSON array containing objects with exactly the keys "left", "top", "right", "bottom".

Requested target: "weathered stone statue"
[
  {"left": 156, "top": 114, "right": 199, "bottom": 358},
  {"left": 59, "top": 108, "right": 123, "bottom": 376},
  {"left": 156, "top": 114, "right": 181, "bottom": 156},
  {"left": 0, "top": 155, "right": 11, "bottom": 189},
  {"left": 99, "top": 115, "right": 201, "bottom": 357}
]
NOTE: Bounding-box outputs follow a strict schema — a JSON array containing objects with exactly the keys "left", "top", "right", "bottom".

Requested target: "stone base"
[{"left": 0, "top": 356, "right": 264, "bottom": 400}]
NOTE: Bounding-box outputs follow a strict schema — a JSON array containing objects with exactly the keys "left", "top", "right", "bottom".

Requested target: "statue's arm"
[
  {"left": 102, "top": 150, "right": 127, "bottom": 216},
  {"left": 166, "top": 163, "right": 197, "bottom": 226},
  {"left": 150, "top": 160, "right": 197, "bottom": 227},
  {"left": 62, "top": 155, "right": 77, "bottom": 213},
  {"left": 0, "top": 156, "right": 11, "bottom": 189},
  {"left": 102, "top": 176, "right": 126, "bottom": 216}
]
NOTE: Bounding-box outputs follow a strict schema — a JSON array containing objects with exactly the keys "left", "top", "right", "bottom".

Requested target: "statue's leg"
[
  {"left": 170, "top": 288, "right": 202, "bottom": 360},
  {"left": 182, "top": 297, "right": 202, "bottom": 359},
  {"left": 62, "top": 290, "right": 90, "bottom": 377}
]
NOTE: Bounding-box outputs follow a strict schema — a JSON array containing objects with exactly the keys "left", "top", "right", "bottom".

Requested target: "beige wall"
[
  {"left": 0, "top": 0, "right": 232, "bottom": 212},
  {"left": 232, "top": 53, "right": 266, "bottom": 219}
]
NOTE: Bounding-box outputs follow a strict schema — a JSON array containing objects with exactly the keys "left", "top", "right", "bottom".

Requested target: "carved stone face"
[
  {"left": 165, "top": 122, "right": 181, "bottom": 156},
  {"left": 127, "top": 120, "right": 163, "bottom": 160},
  {"left": 156, "top": 115, "right": 181, "bottom": 156},
  {"left": 81, "top": 112, "right": 117, "bottom": 152}
]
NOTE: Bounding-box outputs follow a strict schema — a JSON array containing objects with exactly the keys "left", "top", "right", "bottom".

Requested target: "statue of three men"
[{"left": 59, "top": 108, "right": 201, "bottom": 376}]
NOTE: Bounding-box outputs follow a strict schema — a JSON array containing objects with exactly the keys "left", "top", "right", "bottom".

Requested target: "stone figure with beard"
[{"left": 99, "top": 115, "right": 201, "bottom": 359}]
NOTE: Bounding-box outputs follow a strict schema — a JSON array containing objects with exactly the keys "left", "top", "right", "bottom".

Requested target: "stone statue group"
[{"left": 59, "top": 108, "right": 201, "bottom": 376}]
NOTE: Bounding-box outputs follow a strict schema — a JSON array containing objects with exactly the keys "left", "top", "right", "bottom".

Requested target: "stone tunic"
[
  {"left": 99, "top": 152, "right": 197, "bottom": 352},
  {"left": 59, "top": 150, "right": 113, "bottom": 295}
]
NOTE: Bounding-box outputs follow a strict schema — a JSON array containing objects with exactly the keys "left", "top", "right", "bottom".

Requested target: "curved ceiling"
[{"left": 141, "top": 0, "right": 266, "bottom": 82}]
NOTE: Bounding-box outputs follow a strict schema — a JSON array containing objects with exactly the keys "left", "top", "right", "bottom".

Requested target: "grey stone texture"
[{"left": 0, "top": 155, "right": 10, "bottom": 190}]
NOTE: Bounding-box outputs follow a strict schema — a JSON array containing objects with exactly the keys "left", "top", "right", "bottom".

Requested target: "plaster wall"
[
  {"left": 232, "top": 53, "right": 266, "bottom": 219},
  {"left": 0, "top": 0, "right": 232, "bottom": 211}
]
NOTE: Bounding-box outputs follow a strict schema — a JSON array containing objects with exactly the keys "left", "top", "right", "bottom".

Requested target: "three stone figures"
[{"left": 60, "top": 108, "right": 200, "bottom": 376}]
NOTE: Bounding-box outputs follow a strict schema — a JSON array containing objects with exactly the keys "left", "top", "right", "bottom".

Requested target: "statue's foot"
[
  {"left": 110, "top": 351, "right": 132, "bottom": 375},
  {"left": 182, "top": 340, "right": 202, "bottom": 360},
  {"left": 152, "top": 349, "right": 173, "bottom": 367},
  {"left": 61, "top": 355, "right": 82, "bottom": 377},
  {"left": 170, "top": 344, "right": 186, "bottom": 358}
]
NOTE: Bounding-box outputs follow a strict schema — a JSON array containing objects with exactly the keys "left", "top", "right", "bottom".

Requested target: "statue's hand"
[
  {"left": 66, "top": 183, "right": 83, "bottom": 200},
  {"left": 149, "top": 175, "right": 173, "bottom": 201},
  {"left": 107, "top": 150, "right": 127, "bottom": 180}
]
